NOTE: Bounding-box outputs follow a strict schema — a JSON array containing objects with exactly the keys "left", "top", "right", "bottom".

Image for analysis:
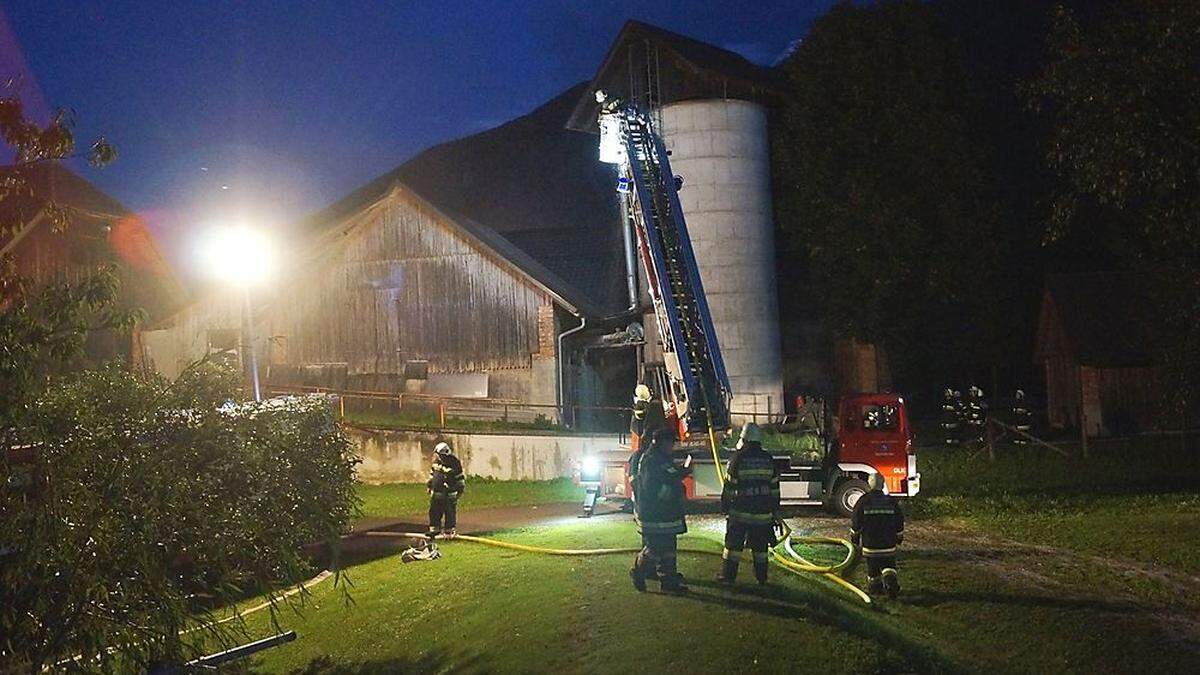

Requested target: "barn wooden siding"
[
  {"left": 1036, "top": 291, "right": 1166, "bottom": 435},
  {"left": 272, "top": 189, "right": 551, "bottom": 379}
]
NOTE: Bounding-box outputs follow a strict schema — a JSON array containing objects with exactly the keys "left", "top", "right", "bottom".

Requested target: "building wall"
[
  {"left": 142, "top": 189, "right": 561, "bottom": 407},
  {"left": 348, "top": 426, "right": 622, "bottom": 483},
  {"left": 659, "top": 99, "right": 785, "bottom": 420}
]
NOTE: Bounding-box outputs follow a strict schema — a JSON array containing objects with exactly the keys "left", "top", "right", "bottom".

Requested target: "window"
[{"left": 861, "top": 404, "right": 899, "bottom": 431}]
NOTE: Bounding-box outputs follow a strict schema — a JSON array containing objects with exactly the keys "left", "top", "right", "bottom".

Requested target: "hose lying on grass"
[
  {"left": 701, "top": 414, "right": 871, "bottom": 604},
  {"left": 365, "top": 528, "right": 870, "bottom": 605}
]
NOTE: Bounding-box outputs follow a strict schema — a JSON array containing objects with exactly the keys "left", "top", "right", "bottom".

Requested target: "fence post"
[
  {"left": 339, "top": 396, "right": 345, "bottom": 420},
  {"left": 503, "top": 403, "right": 509, "bottom": 423},
  {"left": 439, "top": 402, "right": 446, "bottom": 428}
]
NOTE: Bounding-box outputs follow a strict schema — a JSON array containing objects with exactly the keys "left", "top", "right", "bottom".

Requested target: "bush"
[{"left": 0, "top": 364, "right": 359, "bottom": 671}]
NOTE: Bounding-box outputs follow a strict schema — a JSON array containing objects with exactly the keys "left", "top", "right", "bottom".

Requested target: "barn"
[
  {"left": 139, "top": 83, "right": 636, "bottom": 425},
  {"left": 1, "top": 162, "right": 184, "bottom": 358},
  {"left": 1033, "top": 272, "right": 1169, "bottom": 436},
  {"left": 143, "top": 20, "right": 808, "bottom": 427}
]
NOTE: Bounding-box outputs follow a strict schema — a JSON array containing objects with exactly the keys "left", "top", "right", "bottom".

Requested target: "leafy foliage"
[
  {"left": 0, "top": 266, "right": 142, "bottom": 430},
  {"left": 0, "top": 82, "right": 117, "bottom": 237},
  {"left": 1023, "top": 1, "right": 1200, "bottom": 413},
  {"left": 773, "top": 0, "right": 1007, "bottom": 390},
  {"left": 0, "top": 365, "right": 359, "bottom": 672}
]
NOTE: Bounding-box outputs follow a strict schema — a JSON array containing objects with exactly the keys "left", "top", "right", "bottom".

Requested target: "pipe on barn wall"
[
  {"left": 619, "top": 190, "right": 639, "bottom": 311},
  {"left": 557, "top": 314, "right": 587, "bottom": 428}
]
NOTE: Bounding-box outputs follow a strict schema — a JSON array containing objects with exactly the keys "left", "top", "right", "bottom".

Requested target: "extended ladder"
[{"left": 600, "top": 104, "right": 732, "bottom": 436}]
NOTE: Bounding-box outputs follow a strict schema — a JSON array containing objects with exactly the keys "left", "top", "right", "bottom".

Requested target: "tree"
[
  {"left": 1024, "top": 1, "right": 1200, "bottom": 415},
  {"left": 1, "top": 366, "right": 359, "bottom": 671},
  {"left": 0, "top": 87, "right": 359, "bottom": 671},
  {"left": 0, "top": 85, "right": 134, "bottom": 429},
  {"left": 773, "top": 0, "right": 1007, "bottom": 394},
  {"left": 0, "top": 80, "right": 116, "bottom": 236}
]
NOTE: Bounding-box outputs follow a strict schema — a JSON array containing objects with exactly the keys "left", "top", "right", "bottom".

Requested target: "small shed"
[{"left": 1033, "top": 272, "right": 1164, "bottom": 436}]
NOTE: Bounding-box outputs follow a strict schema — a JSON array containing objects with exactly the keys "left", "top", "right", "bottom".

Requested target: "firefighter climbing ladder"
[{"left": 605, "top": 103, "right": 732, "bottom": 436}]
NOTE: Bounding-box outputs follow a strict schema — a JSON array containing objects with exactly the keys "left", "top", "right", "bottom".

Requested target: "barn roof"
[
  {"left": 565, "top": 20, "right": 786, "bottom": 132},
  {"left": 0, "top": 162, "right": 185, "bottom": 321},
  {"left": 298, "top": 82, "right": 626, "bottom": 318},
  {"left": 1037, "top": 272, "right": 1159, "bottom": 367}
]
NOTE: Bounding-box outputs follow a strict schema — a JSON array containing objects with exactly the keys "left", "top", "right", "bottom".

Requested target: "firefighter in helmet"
[
  {"left": 427, "top": 441, "right": 465, "bottom": 538},
  {"left": 850, "top": 473, "right": 905, "bottom": 598},
  {"left": 717, "top": 423, "right": 782, "bottom": 586},
  {"left": 628, "top": 383, "right": 668, "bottom": 501},
  {"left": 630, "top": 428, "right": 689, "bottom": 594}
]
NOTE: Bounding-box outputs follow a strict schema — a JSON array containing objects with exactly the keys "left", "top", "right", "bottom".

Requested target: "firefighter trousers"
[
  {"left": 428, "top": 494, "right": 458, "bottom": 532},
  {"left": 722, "top": 519, "right": 773, "bottom": 582},
  {"left": 636, "top": 533, "right": 678, "bottom": 577},
  {"left": 865, "top": 553, "right": 898, "bottom": 584}
]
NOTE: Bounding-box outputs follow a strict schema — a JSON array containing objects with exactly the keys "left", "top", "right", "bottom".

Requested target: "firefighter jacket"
[
  {"left": 721, "top": 441, "right": 780, "bottom": 524},
  {"left": 850, "top": 489, "right": 904, "bottom": 555},
  {"left": 630, "top": 398, "right": 668, "bottom": 441},
  {"left": 427, "top": 452, "right": 465, "bottom": 497},
  {"left": 634, "top": 447, "right": 687, "bottom": 536}
]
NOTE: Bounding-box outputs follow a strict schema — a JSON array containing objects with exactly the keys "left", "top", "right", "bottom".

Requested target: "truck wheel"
[{"left": 832, "top": 478, "right": 869, "bottom": 518}]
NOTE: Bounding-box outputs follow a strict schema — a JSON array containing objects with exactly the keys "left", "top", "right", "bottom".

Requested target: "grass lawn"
[
  {"left": 234, "top": 520, "right": 948, "bottom": 674},
  {"left": 210, "top": 438, "right": 1199, "bottom": 673},
  {"left": 355, "top": 478, "right": 584, "bottom": 523},
  {"left": 224, "top": 513, "right": 1196, "bottom": 674}
]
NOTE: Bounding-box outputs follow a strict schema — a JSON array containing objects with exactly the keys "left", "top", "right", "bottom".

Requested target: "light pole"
[{"left": 200, "top": 224, "right": 274, "bottom": 401}]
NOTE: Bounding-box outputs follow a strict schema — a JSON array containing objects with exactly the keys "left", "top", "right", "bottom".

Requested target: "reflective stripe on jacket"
[
  {"left": 850, "top": 489, "right": 904, "bottom": 550},
  {"left": 721, "top": 441, "right": 780, "bottom": 525},
  {"left": 634, "top": 448, "right": 687, "bottom": 536},
  {"left": 428, "top": 452, "right": 465, "bottom": 496}
]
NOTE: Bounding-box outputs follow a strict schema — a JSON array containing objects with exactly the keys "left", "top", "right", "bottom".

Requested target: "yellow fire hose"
[
  {"left": 360, "top": 414, "right": 870, "bottom": 605},
  {"left": 704, "top": 414, "right": 871, "bottom": 604}
]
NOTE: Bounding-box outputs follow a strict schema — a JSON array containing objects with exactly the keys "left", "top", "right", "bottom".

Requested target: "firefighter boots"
[
  {"left": 661, "top": 572, "right": 689, "bottom": 594},
  {"left": 716, "top": 557, "right": 739, "bottom": 585},
  {"left": 629, "top": 565, "right": 647, "bottom": 592},
  {"left": 754, "top": 560, "right": 769, "bottom": 585},
  {"left": 867, "top": 575, "right": 885, "bottom": 595},
  {"left": 882, "top": 568, "right": 900, "bottom": 599}
]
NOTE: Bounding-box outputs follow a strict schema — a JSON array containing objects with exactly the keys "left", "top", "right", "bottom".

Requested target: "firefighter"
[
  {"left": 940, "top": 388, "right": 961, "bottom": 445},
  {"left": 630, "top": 384, "right": 667, "bottom": 446},
  {"left": 1012, "top": 389, "right": 1033, "bottom": 444},
  {"left": 427, "top": 441, "right": 465, "bottom": 538},
  {"left": 630, "top": 428, "right": 689, "bottom": 594},
  {"left": 717, "top": 423, "right": 781, "bottom": 586},
  {"left": 850, "top": 473, "right": 905, "bottom": 598}
]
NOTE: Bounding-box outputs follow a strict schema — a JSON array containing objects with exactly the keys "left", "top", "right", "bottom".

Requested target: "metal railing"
[{"left": 264, "top": 383, "right": 789, "bottom": 433}]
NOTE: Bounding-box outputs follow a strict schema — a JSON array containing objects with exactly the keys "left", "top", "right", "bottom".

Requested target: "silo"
[{"left": 659, "top": 99, "right": 784, "bottom": 420}]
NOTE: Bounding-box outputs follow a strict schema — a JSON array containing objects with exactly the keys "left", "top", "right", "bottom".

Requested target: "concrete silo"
[
  {"left": 566, "top": 20, "right": 788, "bottom": 421},
  {"left": 660, "top": 100, "right": 784, "bottom": 419}
]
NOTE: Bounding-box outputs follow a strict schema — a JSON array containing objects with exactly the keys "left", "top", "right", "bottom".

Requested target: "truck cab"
[
  {"left": 684, "top": 393, "right": 920, "bottom": 517},
  {"left": 824, "top": 393, "right": 920, "bottom": 516}
]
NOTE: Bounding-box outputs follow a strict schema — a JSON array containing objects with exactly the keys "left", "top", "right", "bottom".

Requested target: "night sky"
[{"left": 2, "top": 1, "right": 837, "bottom": 275}]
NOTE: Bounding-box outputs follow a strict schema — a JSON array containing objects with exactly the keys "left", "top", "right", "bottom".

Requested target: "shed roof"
[
  {"left": 565, "top": 20, "right": 786, "bottom": 132},
  {"left": 1037, "top": 272, "right": 1159, "bottom": 367},
  {"left": 298, "top": 82, "right": 625, "bottom": 318},
  {"left": 0, "top": 162, "right": 185, "bottom": 321}
]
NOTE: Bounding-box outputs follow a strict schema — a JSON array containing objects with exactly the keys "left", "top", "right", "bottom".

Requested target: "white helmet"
[
  {"left": 634, "top": 384, "right": 652, "bottom": 403},
  {"left": 434, "top": 441, "right": 453, "bottom": 456},
  {"left": 736, "top": 423, "right": 763, "bottom": 449}
]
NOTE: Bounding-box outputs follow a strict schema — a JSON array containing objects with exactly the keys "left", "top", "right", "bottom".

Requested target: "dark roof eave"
[{"left": 565, "top": 19, "right": 786, "bottom": 133}]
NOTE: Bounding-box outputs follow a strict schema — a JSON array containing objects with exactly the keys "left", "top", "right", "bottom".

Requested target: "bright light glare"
[
  {"left": 580, "top": 451, "right": 600, "bottom": 478},
  {"left": 199, "top": 225, "right": 275, "bottom": 287}
]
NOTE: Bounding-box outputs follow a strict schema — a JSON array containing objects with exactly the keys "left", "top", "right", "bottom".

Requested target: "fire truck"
[{"left": 579, "top": 98, "right": 919, "bottom": 517}]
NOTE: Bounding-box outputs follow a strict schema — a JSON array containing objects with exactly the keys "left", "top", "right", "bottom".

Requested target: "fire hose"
[
  {"left": 365, "top": 414, "right": 870, "bottom": 605},
  {"left": 702, "top": 413, "right": 871, "bottom": 604}
]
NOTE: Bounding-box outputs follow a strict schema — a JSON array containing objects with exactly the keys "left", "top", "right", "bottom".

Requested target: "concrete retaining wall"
[{"left": 347, "top": 426, "right": 623, "bottom": 483}]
